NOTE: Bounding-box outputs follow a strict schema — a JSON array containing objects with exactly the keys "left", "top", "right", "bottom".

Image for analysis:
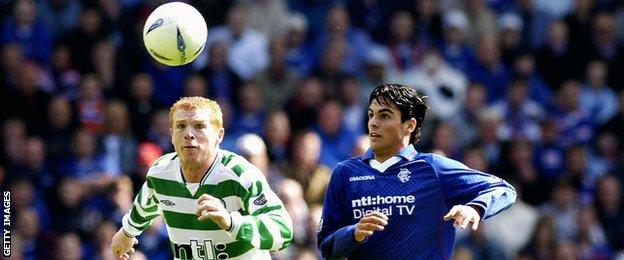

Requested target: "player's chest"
[{"left": 345, "top": 167, "right": 441, "bottom": 220}]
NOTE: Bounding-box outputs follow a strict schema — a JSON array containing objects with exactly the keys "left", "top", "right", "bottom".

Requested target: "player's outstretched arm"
[
  {"left": 111, "top": 228, "right": 139, "bottom": 260},
  {"left": 432, "top": 154, "right": 517, "bottom": 220},
  {"left": 442, "top": 205, "right": 481, "bottom": 230},
  {"left": 113, "top": 181, "right": 161, "bottom": 258}
]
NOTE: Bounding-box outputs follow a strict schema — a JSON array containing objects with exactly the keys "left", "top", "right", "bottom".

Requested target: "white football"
[{"left": 143, "top": 2, "right": 207, "bottom": 66}]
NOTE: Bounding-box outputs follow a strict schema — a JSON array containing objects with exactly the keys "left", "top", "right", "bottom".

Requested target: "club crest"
[{"left": 398, "top": 168, "right": 411, "bottom": 183}]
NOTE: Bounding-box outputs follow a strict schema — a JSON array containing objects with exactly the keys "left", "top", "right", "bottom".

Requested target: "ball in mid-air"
[{"left": 143, "top": 2, "right": 207, "bottom": 66}]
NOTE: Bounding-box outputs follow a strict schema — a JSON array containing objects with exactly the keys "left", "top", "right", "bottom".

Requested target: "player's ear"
[
  {"left": 217, "top": 127, "right": 225, "bottom": 144},
  {"left": 405, "top": 118, "right": 417, "bottom": 133}
]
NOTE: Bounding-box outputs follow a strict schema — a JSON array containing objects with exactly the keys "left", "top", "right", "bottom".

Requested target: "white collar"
[{"left": 369, "top": 156, "right": 401, "bottom": 173}]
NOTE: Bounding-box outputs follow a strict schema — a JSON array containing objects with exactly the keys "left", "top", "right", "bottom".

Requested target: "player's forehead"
[
  {"left": 172, "top": 107, "right": 211, "bottom": 122},
  {"left": 368, "top": 99, "right": 400, "bottom": 114}
]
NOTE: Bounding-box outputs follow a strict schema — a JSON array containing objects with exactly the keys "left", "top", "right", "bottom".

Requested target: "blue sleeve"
[
  {"left": 317, "top": 164, "right": 361, "bottom": 258},
  {"left": 430, "top": 154, "right": 517, "bottom": 219}
]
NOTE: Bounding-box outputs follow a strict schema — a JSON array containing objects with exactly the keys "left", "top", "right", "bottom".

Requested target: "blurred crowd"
[{"left": 1, "top": 0, "right": 624, "bottom": 259}]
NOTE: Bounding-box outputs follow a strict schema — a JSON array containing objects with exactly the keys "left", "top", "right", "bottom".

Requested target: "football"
[{"left": 142, "top": 2, "right": 207, "bottom": 66}]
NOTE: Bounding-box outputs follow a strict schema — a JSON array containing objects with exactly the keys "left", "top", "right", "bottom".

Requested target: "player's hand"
[
  {"left": 196, "top": 194, "right": 231, "bottom": 230},
  {"left": 353, "top": 211, "right": 388, "bottom": 243},
  {"left": 111, "top": 228, "right": 138, "bottom": 260},
  {"left": 443, "top": 205, "right": 481, "bottom": 230}
]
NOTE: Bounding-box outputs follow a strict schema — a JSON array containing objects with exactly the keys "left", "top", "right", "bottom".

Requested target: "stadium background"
[{"left": 1, "top": 0, "right": 624, "bottom": 259}]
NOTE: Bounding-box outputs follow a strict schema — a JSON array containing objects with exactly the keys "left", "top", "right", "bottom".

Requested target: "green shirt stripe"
[
  {"left": 257, "top": 221, "right": 273, "bottom": 249},
  {"left": 162, "top": 210, "right": 221, "bottom": 231},
  {"left": 252, "top": 205, "right": 282, "bottom": 216}
]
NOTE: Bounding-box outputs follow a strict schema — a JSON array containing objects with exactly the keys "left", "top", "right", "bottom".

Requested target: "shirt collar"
[{"left": 362, "top": 144, "right": 418, "bottom": 161}]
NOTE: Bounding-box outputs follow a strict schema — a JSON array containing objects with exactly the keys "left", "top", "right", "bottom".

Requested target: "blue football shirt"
[{"left": 317, "top": 145, "right": 516, "bottom": 259}]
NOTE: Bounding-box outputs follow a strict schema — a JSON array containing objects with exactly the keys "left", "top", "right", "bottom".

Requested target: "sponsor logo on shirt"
[
  {"left": 253, "top": 194, "right": 267, "bottom": 206},
  {"left": 349, "top": 175, "right": 376, "bottom": 182},
  {"left": 160, "top": 199, "right": 176, "bottom": 207},
  {"left": 397, "top": 168, "right": 411, "bottom": 183},
  {"left": 351, "top": 195, "right": 416, "bottom": 219},
  {"left": 172, "top": 239, "right": 227, "bottom": 260}
]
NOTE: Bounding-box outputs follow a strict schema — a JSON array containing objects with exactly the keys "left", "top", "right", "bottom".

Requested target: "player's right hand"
[
  {"left": 353, "top": 211, "right": 388, "bottom": 243},
  {"left": 111, "top": 228, "right": 139, "bottom": 260}
]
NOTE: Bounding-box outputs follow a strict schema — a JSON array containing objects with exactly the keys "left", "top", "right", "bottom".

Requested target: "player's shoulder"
[
  {"left": 332, "top": 156, "right": 369, "bottom": 176},
  {"left": 147, "top": 152, "right": 179, "bottom": 173},
  {"left": 218, "top": 149, "right": 263, "bottom": 184}
]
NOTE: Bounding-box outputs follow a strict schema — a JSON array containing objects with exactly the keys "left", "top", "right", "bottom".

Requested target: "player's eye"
[
  {"left": 381, "top": 114, "right": 390, "bottom": 119},
  {"left": 194, "top": 124, "right": 206, "bottom": 130},
  {"left": 176, "top": 124, "right": 185, "bottom": 129},
  {"left": 368, "top": 113, "right": 374, "bottom": 119}
]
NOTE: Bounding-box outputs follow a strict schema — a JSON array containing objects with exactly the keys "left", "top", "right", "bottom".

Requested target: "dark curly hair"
[{"left": 369, "top": 83, "right": 429, "bottom": 144}]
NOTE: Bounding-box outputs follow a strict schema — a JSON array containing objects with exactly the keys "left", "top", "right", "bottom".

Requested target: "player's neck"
[
  {"left": 181, "top": 157, "right": 214, "bottom": 183},
  {"left": 373, "top": 144, "right": 407, "bottom": 163}
]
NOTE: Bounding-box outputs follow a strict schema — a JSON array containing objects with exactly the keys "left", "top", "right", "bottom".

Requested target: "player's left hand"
[
  {"left": 196, "top": 194, "right": 231, "bottom": 230},
  {"left": 442, "top": 205, "right": 481, "bottom": 231}
]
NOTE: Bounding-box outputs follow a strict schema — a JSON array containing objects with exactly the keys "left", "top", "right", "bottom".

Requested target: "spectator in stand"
[
  {"left": 358, "top": 45, "right": 392, "bottom": 103},
  {"left": 314, "top": 100, "right": 357, "bottom": 169},
  {"left": 197, "top": 41, "right": 242, "bottom": 105},
  {"left": 593, "top": 175, "right": 624, "bottom": 253},
  {"left": 580, "top": 60, "right": 618, "bottom": 125},
  {"left": 451, "top": 82, "right": 487, "bottom": 149},
  {"left": 337, "top": 77, "right": 365, "bottom": 136},
  {"left": 468, "top": 34, "right": 511, "bottom": 103},
  {"left": 286, "top": 77, "right": 325, "bottom": 131},
  {"left": 204, "top": 3, "right": 268, "bottom": 80},
  {"left": 533, "top": 119, "right": 566, "bottom": 182},
  {"left": 54, "top": 232, "right": 83, "bottom": 260},
  {"left": 438, "top": 9, "right": 473, "bottom": 72},
  {"left": 539, "top": 180, "right": 580, "bottom": 241},
  {"left": 563, "top": 0, "right": 594, "bottom": 52},
  {"left": 404, "top": 50, "right": 467, "bottom": 121},
  {"left": 283, "top": 13, "right": 314, "bottom": 76},
  {"left": 124, "top": 73, "right": 162, "bottom": 141},
  {"left": 100, "top": 100, "right": 136, "bottom": 176},
  {"left": 518, "top": 215, "right": 557, "bottom": 260},
  {"left": 236, "top": 133, "right": 284, "bottom": 188},
  {"left": 313, "top": 4, "right": 372, "bottom": 76},
  {"left": 50, "top": 44, "right": 81, "bottom": 100},
  {"left": 552, "top": 80, "right": 594, "bottom": 147},
  {"left": 246, "top": 0, "right": 291, "bottom": 38},
  {"left": 575, "top": 206, "right": 611, "bottom": 259},
  {"left": 282, "top": 131, "right": 331, "bottom": 205},
  {"left": 491, "top": 76, "right": 545, "bottom": 142},
  {"left": 512, "top": 53, "right": 553, "bottom": 108},
  {"left": 61, "top": 6, "right": 111, "bottom": 74},
  {"left": 1, "top": 118, "right": 28, "bottom": 176},
  {"left": 384, "top": 10, "right": 426, "bottom": 73},
  {"left": 499, "top": 13, "right": 527, "bottom": 66},
  {"left": 588, "top": 12, "right": 624, "bottom": 89},
  {"left": 514, "top": 0, "right": 554, "bottom": 49},
  {"left": 6, "top": 62, "right": 51, "bottom": 134},
  {"left": 22, "top": 137, "right": 54, "bottom": 195},
  {"left": 43, "top": 96, "right": 76, "bottom": 163},
  {"left": 262, "top": 110, "right": 291, "bottom": 164},
  {"left": 464, "top": 0, "right": 498, "bottom": 47},
  {"left": 230, "top": 82, "right": 266, "bottom": 138},
  {"left": 146, "top": 109, "right": 173, "bottom": 153},
  {"left": 74, "top": 74, "right": 106, "bottom": 133},
  {"left": 182, "top": 73, "right": 208, "bottom": 97},
  {"left": 0, "top": 0, "right": 52, "bottom": 65},
  {"left": 36, "top": 0, "right": 81, "bottom": 39},
  {"left": 256, "top": 36, "right": 300, "bottom": 112},
  {"left": 536, "top": 20, "right": 580, "bottom": 91}
]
